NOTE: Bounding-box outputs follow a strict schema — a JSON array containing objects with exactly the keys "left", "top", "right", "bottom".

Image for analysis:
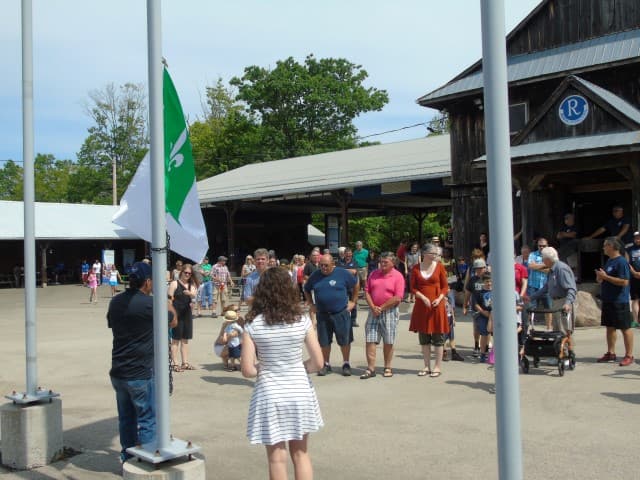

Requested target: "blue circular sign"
[{"left": 559, "top": 95, "right": 589, "bottom": 126}]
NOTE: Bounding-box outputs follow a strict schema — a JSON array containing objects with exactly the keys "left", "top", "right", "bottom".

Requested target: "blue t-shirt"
[
  {"left": 475, "top": 289, "right": 522, "bottom": 324},
  {"left": 243, "top": 270, "right": 261, "bottom": 299},
  {"left": 603, "top": 216, "right": 632, "bottom": 244},
  {"left": 304, "top": 267, "right": 356, "bottom": 313},
  {"left": 601, "top": 255, "right": 630, "bottom": 303},
  {"left": 527, "top": 250, "right": 548, "bottom": 289}
]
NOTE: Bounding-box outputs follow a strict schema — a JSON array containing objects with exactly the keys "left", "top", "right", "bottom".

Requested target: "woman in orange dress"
[{"left": 409, "top": 243, "right": 450, "bottom": 377}]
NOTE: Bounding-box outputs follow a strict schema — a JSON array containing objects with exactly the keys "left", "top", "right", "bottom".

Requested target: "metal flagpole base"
[
  {"left": 5, "top": 387, "right": 60, "bottom": 405},
  {"left": 126, "top": 437, "right": 201, "bottom": 464}
]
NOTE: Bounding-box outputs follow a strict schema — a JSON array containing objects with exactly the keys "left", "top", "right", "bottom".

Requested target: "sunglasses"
[{"left": 183, "top": 271, "right": 192, "bottom": 275}]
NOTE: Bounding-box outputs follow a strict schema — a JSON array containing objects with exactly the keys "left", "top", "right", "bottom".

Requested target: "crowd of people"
[{"left": 105, "top": 204, "right": 640, "bottom": 478}]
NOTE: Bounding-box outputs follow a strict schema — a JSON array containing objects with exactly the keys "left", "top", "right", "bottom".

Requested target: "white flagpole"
[
  {"left": 126, "top": 2, "right": 200, "bottom": 464},
  {"left": 479, "top": 1, "right": 523, "bottom": 479},
  {"left": 22, "top": 0, "right": 37, "bottom": 398},
  {"left": 147, "top": 0, "right": 171, "bottom": 451}
]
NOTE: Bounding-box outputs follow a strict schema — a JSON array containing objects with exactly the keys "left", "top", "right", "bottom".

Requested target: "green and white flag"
[{"left": 113, "top": 68, "right": 209, "bottom": 263}]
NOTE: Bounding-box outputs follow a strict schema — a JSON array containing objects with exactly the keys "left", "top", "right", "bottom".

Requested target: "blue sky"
[{"left": 0, "top": 0, "right": 541, "bottom": 164}]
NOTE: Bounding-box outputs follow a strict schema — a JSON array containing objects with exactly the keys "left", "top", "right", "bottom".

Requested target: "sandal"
[
  {"left": 417, "top": 367, "right": 430, "bottom": 377},
  {"left": 359, "top": 369, "right": 376, "bottom": 379},
  {"left": 181, "top": 363, "right": 196, "bottom": 370},
  {"left": 429, "top": 370, "right": 442, "bottom": 378},
  {"left": 171, "top": 364, "right": 183, "bottom": 373},
  {"left": 383, "top": 368, "right": 393, "bottom": 378}
]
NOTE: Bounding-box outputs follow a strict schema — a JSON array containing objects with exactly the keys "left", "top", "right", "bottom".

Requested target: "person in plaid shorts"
[{"left": 360, "top": 252, "right": 405, "bottom": 379}]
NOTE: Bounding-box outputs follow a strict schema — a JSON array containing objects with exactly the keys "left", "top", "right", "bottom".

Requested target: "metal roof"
[
  {"left": 196, "top": 135, "right": 452, "bottom": 204},
  {"left": 474, "top": 130, "right": 640, "bottom": 163},
  {"left": 418, "top": 29, "right": 640, "bottom": 105},
  {"left": 0, "top": 201, "right": 138, "bottom": 240},
  {"left": 572, "top": 76, "right": 640, "bottom": 126}
]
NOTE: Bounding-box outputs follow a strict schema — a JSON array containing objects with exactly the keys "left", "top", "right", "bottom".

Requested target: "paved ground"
[{"left": 0, "top": 284, "right": 638, "bottom": 479}]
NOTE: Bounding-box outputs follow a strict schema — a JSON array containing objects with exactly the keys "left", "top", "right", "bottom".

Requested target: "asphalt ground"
[{"left": 0, "top": 284, "right": 639, "bottom": 479}]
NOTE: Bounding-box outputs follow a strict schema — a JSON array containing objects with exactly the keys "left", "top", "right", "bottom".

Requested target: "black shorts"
[
  {"left": 317, "top": 309, "right": 353, "bottom": 347},
  {"left": 601, "top": 302, "right": 632, "bottom": 330},
  {"left": 630, "top": 278, "right": 640, "bottom": 301},
  {"left": 228, "top": 344, "right": 242, "bottom": 359},
  {"left": 172, "top": 307, "right": 193, "bottom": 340}
]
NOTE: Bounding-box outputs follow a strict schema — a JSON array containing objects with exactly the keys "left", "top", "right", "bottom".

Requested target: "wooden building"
[{"left": 418, "top": 0, "right": 640, "bottom": 278}]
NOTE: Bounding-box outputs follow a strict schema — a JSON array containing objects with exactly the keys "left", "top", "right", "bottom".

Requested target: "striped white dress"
[{"left": 246, "top": 314, "right": 323, "bottom": 445}]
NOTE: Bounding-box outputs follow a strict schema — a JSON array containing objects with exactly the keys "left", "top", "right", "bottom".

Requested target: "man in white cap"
[{"left": 212, "top": 255, "right": 234, "bottom": 317}]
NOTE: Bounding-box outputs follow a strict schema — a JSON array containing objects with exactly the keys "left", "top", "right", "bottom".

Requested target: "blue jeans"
[
  {"left": 110, "top": 376, "right": 156, "bottom": 461},
  {"left": 201, "top": 280, "right": 213, "bottom": 308}
]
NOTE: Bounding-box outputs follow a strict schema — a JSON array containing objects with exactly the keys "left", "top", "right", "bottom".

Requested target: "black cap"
[{"left": 130, "top": 262, "right": 152, "bottom": 281}]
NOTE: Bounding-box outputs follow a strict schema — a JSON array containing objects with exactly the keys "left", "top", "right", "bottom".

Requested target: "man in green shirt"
[
  {"left": 199, "top": 257, "right": 213, "bottom": 315},
  {"left": 353, "top": 240, "right": 369, "bottom": 287}
]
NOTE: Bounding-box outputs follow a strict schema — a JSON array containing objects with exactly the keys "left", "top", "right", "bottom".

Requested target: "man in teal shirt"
[
  {"left": 353, "top": 240, "right": 369, "bottom": 287},
  {"left": 199, "top": 257, "right": 213, "bottom": 315}
]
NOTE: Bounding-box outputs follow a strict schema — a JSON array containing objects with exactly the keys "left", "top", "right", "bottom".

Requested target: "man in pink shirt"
[{"left": 361, "top": 251, "right": 405, "bottom": 379}]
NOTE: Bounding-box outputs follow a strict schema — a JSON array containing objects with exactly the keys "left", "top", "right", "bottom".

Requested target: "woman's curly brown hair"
[{"left": 245, "top": 267, "right": 302, "bottom": 325}]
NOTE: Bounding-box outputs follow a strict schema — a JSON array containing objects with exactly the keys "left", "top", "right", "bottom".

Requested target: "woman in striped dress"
[{"left": 241, "top": 267, "right": 324, "bottom": 480}]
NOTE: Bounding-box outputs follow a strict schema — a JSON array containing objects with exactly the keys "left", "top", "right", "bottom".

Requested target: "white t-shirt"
[{"left": 225, "top": 323, "right": 243, "bottom": 348}]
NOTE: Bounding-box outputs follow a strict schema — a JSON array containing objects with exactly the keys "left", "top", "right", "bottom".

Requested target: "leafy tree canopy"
[
  {"left": 0, "top": 160, "right": 23, "bottom": 201},
  {"left": 191, "top": 79, "right": 267, "bottom": 179},
  {"left": 426, "top": 111, "right": 450, "bottom": 136},
  {"left": 0, "top": 155, "right": 74, "bottom": 202},
  {"left": 70, "top": 82, "right": 148, "bottom": 204},
  {"left": 312, "top": 211, "right": 450, "bottom": 254},
  {"left": 229, "top": 54, "right": 389, "bottom": 159}
]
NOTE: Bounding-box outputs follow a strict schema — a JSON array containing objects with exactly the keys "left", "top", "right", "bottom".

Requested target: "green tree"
[
  {"left": 0, "top": 160, "right": 23, "bottom": 200},
  {"left": 34, "top": 154, "right": 74, "bottom": 202},
  {"left": 312, "top": 211, "right": 450, "bottom": 253},
  {"left": 427, "top": 111, "right": 450, "bottom": 136},
  {"left": 191, "top": 79, "right": 268, "bottom": 179},
  {"left": 230, "top": 54, "right": 389, "bottom": 158},
  {"left": 0, "top": 155, "right": 74, "bottom": 202},
  {"left": 70, "top": 82, "right": 148, "bottom": 204}
]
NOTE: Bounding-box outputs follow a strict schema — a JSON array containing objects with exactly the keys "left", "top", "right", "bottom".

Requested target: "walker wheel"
[{"left": 569, "top": 351, "right": 576, "bottom": 370}]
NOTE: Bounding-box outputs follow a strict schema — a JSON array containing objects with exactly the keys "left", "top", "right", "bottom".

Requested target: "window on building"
[{"left": 509, "top": 102, "right": 528, "bottom": 134}]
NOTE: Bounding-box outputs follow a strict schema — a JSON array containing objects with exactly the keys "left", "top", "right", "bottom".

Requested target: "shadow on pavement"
[
  {"left": 601, "top": 391, "right": 640, "bottom": 404},
  {"left": 446, "top": 380, "right": 496, "bottom": 393},
  {"left": 63, "top": 416, "right": 122, "bottom": 474},
  {"left": 200, "top": 375, "right": 253, "bottom": 387}
]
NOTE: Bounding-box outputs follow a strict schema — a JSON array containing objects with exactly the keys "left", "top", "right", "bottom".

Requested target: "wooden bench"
[
  {"left": 230, "top": 277, "right": 242, "bottom": 298},
  {"left": 0, "top": 274, "right": 15, "bottom": 287}
]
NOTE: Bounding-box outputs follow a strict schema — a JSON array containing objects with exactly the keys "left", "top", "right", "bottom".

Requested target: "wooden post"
[
  {"left": 413, "top": 212, "right": 427, "bottom": 245},
  {"left": 39, "top": 243, "right": 48, "bottom": 288},
  {"left": 630, "top": 161, "right": 640, "bottom": 233},
  {"left": 224, "top": 202, "right": 239, "bottom": 274},
  {"left": 514, "top": 173, "right": 545, "bottom": 248},
  {"left": 333, "top": 191, "right": 350, "bottom": 247}
]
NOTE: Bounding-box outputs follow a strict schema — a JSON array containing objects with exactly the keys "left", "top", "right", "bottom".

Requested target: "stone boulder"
[{"left": 574, "top": 290, "right": 600, "bottom": 327}]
